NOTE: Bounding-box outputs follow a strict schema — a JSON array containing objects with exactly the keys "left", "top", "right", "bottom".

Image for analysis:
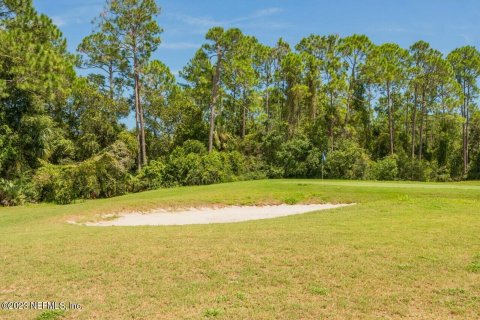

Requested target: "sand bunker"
[{"left": 85, "top": 203, "right": 352, "bottom": 227}]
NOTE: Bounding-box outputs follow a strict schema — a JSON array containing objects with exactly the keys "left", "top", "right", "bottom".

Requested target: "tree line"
[{"left": 1, "top": 0, "right": 480, "bottom": 205}]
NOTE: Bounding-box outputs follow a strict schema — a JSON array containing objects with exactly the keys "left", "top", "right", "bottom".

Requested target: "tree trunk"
[
  {"left": 411, "top": 86, "right": 417, "bottom": 160},
  {"left": 387, "top": 82, "right": 394, "bottom": 155},
  {"left": 209, "top": 46, "right": 222, "bottom": 153},
  {"left": 344, "top": 60, "right": 356, "bottom": 131},
  {"left": 134, "top": 94, "right": 141, "bottom": 170},
  {"left": 308, "top": 77, "right": 317, "bottom": 121},
  {"left": 265, "top": 73, "right": 270, "bottom": 121},
  {"left": 241, "top": 89, "right": 247, "bottom": 139},
  {"left": 108, "top": 63, "right": 114, "bottom": 100},
  {"left": 134, "top": 55, "right": 147, "bottom": 166},
  {"left": 464, "top": 85, "right": 470, "bottom": 175},
  {"left": 132, "top": 50, "right": 143, "bottom": 170},
  {"left": 419, "top": 88, "right": 426, "bottom": 161},
  {"left": 329, "top": 93, "right": 335, "bottom": 151}
]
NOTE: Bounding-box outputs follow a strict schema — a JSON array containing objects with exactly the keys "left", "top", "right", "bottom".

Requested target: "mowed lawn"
[{"left": 1, "top": 180, "right": 479, "bottom": 320}]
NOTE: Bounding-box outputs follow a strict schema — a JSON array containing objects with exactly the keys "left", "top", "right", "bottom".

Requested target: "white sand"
[{"left": 85, "top": 203, "right": 352, "bottom": 227}]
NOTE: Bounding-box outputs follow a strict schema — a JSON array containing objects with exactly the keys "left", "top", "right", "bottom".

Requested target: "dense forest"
[{"left": 2, "top": 0, "right": 480, "bottom": 206}]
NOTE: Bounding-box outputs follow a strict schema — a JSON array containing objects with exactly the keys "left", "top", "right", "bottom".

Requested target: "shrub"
[
  {"left": 326, "top": 140, "right": 369, "bottom": 179},
  {"left": 275, "top": 138, "right": 311, "bottom": 177},
  {"left": 240, "top": 156, "right": 268, "bottom": 180},
  {"left": 199, "top": 151, "right": 228, "bottom": 184},
  {"left": 33, "top": 163, "right": 76, "bottom": 204},
  {"left": 306, "top": 147, "right": 323, "bottom": 178},
  {"left": 0, "top": 178, "right": 35, "bottom": 206},
  {"left": 136, "top": 160, "right": 166, "bottom": 191},
  {"left": 434, "top": 166, "right": 452, "bottom": 182},
  {"left": 367, "top": 155, "right": 399, "bottom": 181},
  {"left": 182, "top": 139, "right": 207, "bottom": 154},
  {"left": 33, "top": 140, "right": 135, "bottom": 204},
  {"left": 400, "top": 160, "right": 437, "bottom": 181},
  {"left": 157, "top": 147, "right": 249, "bottom": 187},
  {"left": 221, "top": 151, "right": 246, "bottom": 176}
]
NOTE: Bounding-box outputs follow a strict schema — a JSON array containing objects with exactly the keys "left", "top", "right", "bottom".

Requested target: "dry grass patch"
[{"left": 0, "top": 179, "right": 480, "bottom": 319}]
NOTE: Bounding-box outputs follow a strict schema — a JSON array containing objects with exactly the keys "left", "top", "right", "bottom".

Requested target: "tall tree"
[
  {"left": 296, "top": 35, "right": 346, "bottom": 150},
  {"left": 0, "top": 0, "right": 75, "bottom": 175},
  {"left": 202, "top": 27, "right": 243, "bottom": 152},
  {"left": 141, "top": 59, "right": 178, "bottom": 157},
  {"left": 447, "top": 46, "right": 480, "bottom": 175},
  {"left": 77, "top": 30, "right": 124, "bottom": 100},
  {"left": 339, "top": 34, "right": 373, "bottom": 132},
  {"left": 226, "top": 35, "right": 259, "bottom": 139},
  {"left": 365, "top": 43, "right": 408, "bottom": 155},
  {"left": 254, "top": 44, "right": 276, "bottom": 126},
  {"left": 409, "top": 42, "right": 458, "bottom": 161},
  {"left": 102, "top": 0, "right": 162, "bottom": 168}
]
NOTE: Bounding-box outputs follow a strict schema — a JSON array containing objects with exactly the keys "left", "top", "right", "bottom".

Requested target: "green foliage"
[
  {"left": 276, "top": 138, "right": 311, "bottom": 177},
  {"left": 182, "top": 139, "right": 208, "bottom": 155},
  {"left": 326, "top": 140, "right": 370, "bottom": 179},
  {"left": 367, "top": 155, "right": 399, "bottom": 181},
  {"left": 0, "top": 177, "right": 36, "bottom": 206},
  {"left": 397, "top": 160, "right": 438, "bottom": 182},
  {"left": 0, "top": 124, "right": 18, "bottom": 177},
  {"left": 35, "top": 310, "right": 65, "bottom": 320},
  {"left": 34, "top": 163, "right": 77, "bottom": 205},
  {"left": 309, "top": 285, "right": 329, "bottom": 296},
  {"left": 3, "top": 0, "right": 480, "bottom": 208},
  {"left": 136, "top": 141, "right": 249, "bottom": 189},
  {"left": 136, "top": 160, "right": 166, "bottom": 191},
  {"left": 33, "top": 140, "right": 135, "bottom": 204},
  {"left": 164, "top": 149, "right": 234, "bottom": 186},
  {"left": 203, "top": 308, "right": 223, "bottom": 318},
  {"left": 468, "top": 255, "right": 480, "bottom": 273}
]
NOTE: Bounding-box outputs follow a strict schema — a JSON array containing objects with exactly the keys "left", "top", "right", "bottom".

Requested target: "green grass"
[{"left": 1, "top": 179, "right": 479, "bottom": 319}]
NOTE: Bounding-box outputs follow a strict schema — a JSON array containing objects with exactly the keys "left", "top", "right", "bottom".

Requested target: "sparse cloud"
[
  {"left": 161, "top": 42, "right": 201, "bottom": 50},
  {"left": 459, "top": 34, "right": 473, "bottom": 44},
  {"left": 169, "top": 7, "right": 284, "bottom": 33},
  {"left": 229, "top": 7, "right": 283, "bottom": 24},
  {"left": 52, "top": 16, "right": 66, "bottom": 27},
  {"left": 172, "top": 14, "right": 221, "bottom": 28},
  {"left": 48, "top": 2, "right": 103, "bottom": 27}
]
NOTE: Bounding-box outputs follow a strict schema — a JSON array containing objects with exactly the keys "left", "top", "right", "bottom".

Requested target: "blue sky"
[
  {"left": 34, "top": 0, "right": 480, "bottom": 77},
  {"left": 32, "top": 0, "right": 480, "bottom": 128}
]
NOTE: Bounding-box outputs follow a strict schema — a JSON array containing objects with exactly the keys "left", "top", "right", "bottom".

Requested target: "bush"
[
  {"left": 399, "top": 159, "right": 437, "bottom": 181},
  {"left": 0, "top": 178, "right": 36, "bottom": 206},
  {"left": 136, "top": 160, "right": 166, "bottom": 191},
  {"left": 275, "top": 138, "right": 311, "bottom": 177},
  {"left": 32, "top": 163, "right": 74, "bottom": 204},
  {"left": 182, "top": 139, "right": 207, "bottom": 155},
  {"left": 326, "top": 140, "right": 369, "bottom": 179},
  {"left": 165, "top": 150, "right": 229, "bottom": 186},
  {"left": 199, "top": 152, "right": 229, "bottom": 184},
  {"left": 33, "top": 140, "right": 135, "bottom": 204},
  {"left": 154, "top": 146, "right": 249, "bottom": 187},
  {"left": 306, "top": 147, "right": 323, "bottom": 178},
  {"left": 367, "top": 155, "right": 399, "bottom": 181}
]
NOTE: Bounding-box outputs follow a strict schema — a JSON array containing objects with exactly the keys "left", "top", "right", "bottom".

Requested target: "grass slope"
[{"left": 0, "top": 180, "right": 479, "bottom": 319}]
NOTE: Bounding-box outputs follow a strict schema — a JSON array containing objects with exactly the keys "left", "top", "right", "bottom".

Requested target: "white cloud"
[
  {"left": 460, "top": 34, "right": 473, "bottom": 44},
  {"left": 161, "top": 42, "right": 201, "bottom": 50},
  {"left": 48, "top": 2, "right": 103, "bottom": 27},
  {"left": 52, "top": 16, "right": 66, "bottom": 27},
  {"left": 229, "top": 7, "right": 283, "bottom": 24},
  {"left": 170, "top": 7, "right": 284, "bottom": 32},
  {"left": 172, "top": 13, "right": 221, "bottom": 28}
]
